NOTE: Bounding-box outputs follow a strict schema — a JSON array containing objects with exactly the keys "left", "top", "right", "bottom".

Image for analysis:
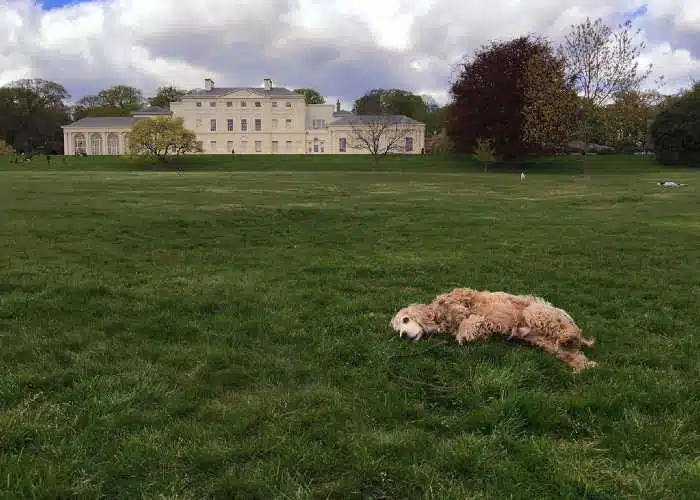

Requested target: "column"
[
  {"left": 63, "top": 131, "right": 69, "bottom": 155},
  {"left": 119, "top": 133, "right": 125, "bottom": 155}
]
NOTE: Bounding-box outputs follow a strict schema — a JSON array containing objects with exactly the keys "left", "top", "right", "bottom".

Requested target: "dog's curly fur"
[{"left": 390, "top": 288, "right": 597, "bottom": 372}]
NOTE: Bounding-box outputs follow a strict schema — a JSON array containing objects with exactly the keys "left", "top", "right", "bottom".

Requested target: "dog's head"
[{"left": 390, "top": 304, "right": 438, "bottom": 342}]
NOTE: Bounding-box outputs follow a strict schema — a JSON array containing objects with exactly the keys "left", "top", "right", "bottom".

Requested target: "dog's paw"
[{"left": 455, "top": 331, "right": 475, "bottom": 345}]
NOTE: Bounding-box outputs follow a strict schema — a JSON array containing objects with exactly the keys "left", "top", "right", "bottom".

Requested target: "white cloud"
[{"left": 0, "top": 0, "right": 698, "bottom": 107}]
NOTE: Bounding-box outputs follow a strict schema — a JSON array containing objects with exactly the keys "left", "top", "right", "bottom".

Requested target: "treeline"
[{"left": 1, "top": 15, "right": 697, "bottom": 163}]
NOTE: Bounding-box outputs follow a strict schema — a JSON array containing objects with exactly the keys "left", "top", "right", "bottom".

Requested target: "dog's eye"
[{"left": 402, "top": 317, "right": 410, "bottom": 324}]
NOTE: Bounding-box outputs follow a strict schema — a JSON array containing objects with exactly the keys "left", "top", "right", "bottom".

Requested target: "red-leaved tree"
[{"left": 447, "top": 35, "right": 578, "bottom": 161}]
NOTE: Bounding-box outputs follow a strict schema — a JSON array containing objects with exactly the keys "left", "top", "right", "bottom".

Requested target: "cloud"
[{"left": 0, "top": 0, "right": 698, "bottom": 108}]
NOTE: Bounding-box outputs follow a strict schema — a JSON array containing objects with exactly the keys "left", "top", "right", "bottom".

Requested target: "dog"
[{"left": 390, "top": 288, "right": 597, "bottom": 372}]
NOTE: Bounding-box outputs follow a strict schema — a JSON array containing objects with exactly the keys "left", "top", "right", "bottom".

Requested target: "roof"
[
  {"left": 134, "top": 105, "right": 172, "bottom": 115},
  {"left": 61, "top": 116, "right": 148, "bottom": 129},
  {"left": 329, "top": 114, "right": 425, "bottom": 127},
  {"left": 184, "top": 87, "right": 301, "bottom": 98}
]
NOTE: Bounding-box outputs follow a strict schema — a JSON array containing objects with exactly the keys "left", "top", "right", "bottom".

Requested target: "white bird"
[
  {"left": 657, "top": 181, "right": 687, "bottom": 187},
  {"left": 520, "top": 172, "right": 526, "bottom": 180}
]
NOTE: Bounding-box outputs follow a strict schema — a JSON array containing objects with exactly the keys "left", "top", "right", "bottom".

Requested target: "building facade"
[{"left": 61, "top": 78, "right": 426, "bottom": 156}]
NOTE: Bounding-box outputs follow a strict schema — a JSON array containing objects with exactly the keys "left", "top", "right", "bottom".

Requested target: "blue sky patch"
[{"left": 42, "top": 0, "right": 88, "bottom": 10}]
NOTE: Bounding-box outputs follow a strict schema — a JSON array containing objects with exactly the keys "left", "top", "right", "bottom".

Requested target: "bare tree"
[
  {"left": 349, "top": 115, "right": 412, "bottom": 164},
  {"left": 557, "top": 17, "right": 658, "bottom": 106}
]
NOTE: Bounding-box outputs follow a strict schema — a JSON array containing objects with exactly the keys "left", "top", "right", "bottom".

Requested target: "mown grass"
[{"left": 1, "top": 154, "right": 699, "bottom": 499}]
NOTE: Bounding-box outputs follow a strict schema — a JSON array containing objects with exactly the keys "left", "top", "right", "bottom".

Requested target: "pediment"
[{"left": 221, "top": 90, "right": 262, "bottom": 98}]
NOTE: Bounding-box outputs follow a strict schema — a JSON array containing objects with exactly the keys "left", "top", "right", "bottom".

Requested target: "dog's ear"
[{"left": 412, "top": 304, "right": 438, "bottom": 332}]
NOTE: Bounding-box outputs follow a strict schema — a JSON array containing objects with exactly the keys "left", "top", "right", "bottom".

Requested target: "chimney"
[
  {"left": 263, "top": 78, "right": 272, "bottom": 91},
  {"left": 204, "top": 78, "right": 214, "bottom": 91},
  {"left": 336, "top": 99, "right": 341, "bottom": 112}
]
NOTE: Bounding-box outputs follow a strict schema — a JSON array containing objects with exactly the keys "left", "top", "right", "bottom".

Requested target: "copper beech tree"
[{"left": 448, "top": 35, "right": 578, "bottom": 161}]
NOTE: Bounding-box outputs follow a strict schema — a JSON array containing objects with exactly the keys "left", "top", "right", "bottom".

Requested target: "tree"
[
  {"left": 73, "top": 85, "right": 145, "bottom": 120},
  {"left": 126, "top": 116, "right": 199, "bottom": 163},
  {"left": 293, "top": 88, "right": 325, "bottom": 104},
  {"left": 557, "top": 17, "right": 656, "bottom": 106},
  {"left": 353, "top": 89, "right": 426, "bottom": 118},
  {"left": 149, "top": 86, "right": 186, "bottom": 109},
  {"left": 0, "top": 79, "right": 71, "bottom": 153},
  {"left": 650, "top": 82, "right": 700, "bottom": 166},
  {"left": 448, "top": 35, "right": 577, "bottom": 161},
  {"left": 349, "top": 115, "right": 412, "bottom": 165},
  {"left": 603, "top": 90, "right": 662, "bottom": 150},
  {"left": 521, "top": 48, "right": 580, "bottom": 149}
]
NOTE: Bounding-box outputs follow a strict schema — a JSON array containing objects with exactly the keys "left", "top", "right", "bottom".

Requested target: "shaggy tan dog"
[{"left": 390, "top": 288, "right": 597, "bottom": 372}]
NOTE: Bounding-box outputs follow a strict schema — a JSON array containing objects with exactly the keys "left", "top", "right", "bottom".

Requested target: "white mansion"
[{"left": 62, "top": 78, "right": 426, "bottom": 156}]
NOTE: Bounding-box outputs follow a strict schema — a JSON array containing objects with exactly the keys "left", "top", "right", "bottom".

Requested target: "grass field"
[{"left": 1, "top": 154, "right": 699, "bottom": 499}]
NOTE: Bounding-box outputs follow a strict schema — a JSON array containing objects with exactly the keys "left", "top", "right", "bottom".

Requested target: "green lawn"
[{"left": 1, "top": 155, "right": 699, "bottom": 499}]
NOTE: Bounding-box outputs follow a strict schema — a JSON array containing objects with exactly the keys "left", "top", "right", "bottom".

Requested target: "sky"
[{"left": 1, "top": 0, "right": 698, "bottom": 109}]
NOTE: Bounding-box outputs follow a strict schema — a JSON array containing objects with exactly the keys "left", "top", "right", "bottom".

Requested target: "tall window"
[
  {"left": 107, "top": 133, "right": 119, "bottom": 155},
  {"left": 271, "top": 141, "right": 279, "bottom": 153},
  {"left": 241, "top": 119, "right": 247, "bottom": 131},
  {"left": 254, "top": 119, "right": 261, "bottom": 131},
  {"left": 405, "top": 136, "right": 413, "bottom": 153},
  {"left": 227, "top": 140, "right": 233, "bottom": 152},
  {"left": 271, "top": 119, "right": 278, "bottom": 129},
  {"left": 89, "top": 133, "right": 103, "bottom": 155},
  {"left": 339, "top": 137, "right": 346, "bottom": 153},
  {"left": 285, "top": 140, "right": 293, "bottom": 152},
  {"left": 285, "top": 119, "right": 292, "bottom": 129},
  {"left": 227, "top": 119, "right": 234, "bottom": 131},
  {"left": 254, "top": 140, "right": 262, "bottom": 152},
  {"left": 210, "top": 119, "right": 216, "bottom": 131}
]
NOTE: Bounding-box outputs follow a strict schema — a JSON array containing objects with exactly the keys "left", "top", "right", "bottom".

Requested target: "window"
[
  {"left": 285, "top": 119, "right": 292, "bottom": 129},
  {"left": 285, "top": 102, "right": 292, "bottom": 108},
  {"left": 271, "top": 119, "right": 278, "bottom": 129},
  {"left": 255, "top": 101, "right": 261, "bottom": 107},
  {"left": 240, "top": 140, "right": 248, "bottom": 151},
  {"left": 313, "top": 137, "right": 318, "bottom": 153},
  {"left": 254, "top": 119, "right": 261, "bottom": 131},
  {"left": 240, "top": 101, "right": 247, "bottom": 107},
  {"left": 320, "top": 141, "right": 325, "bottom": 153},
  {"left": 285, "top": 140, "right": 293, "bottom": 152},
  {"left": 196, "top": 118, "right": 202, "bottom": 128},
  {"left": 272, "top": 101, "right": 278, "bottom": 108},
  {"left": 405, "top": 136, "right": 413, "bottom": 152},
  {"left": 241, "top": 119, "right": 247, "bottom": 131},
  {"left": 209, "top": 140, "right": 216, "bottom": 151},
  {"left": 227, "top": 140, "right": 233, "bottom": 152},
  {"left": 210, "top": 101, "right": 216, "bottom": 107},
  {"left": 226, "top": 101, "right": 232, "bottom": 107},
  {"left": 271, "top": 140, "right": 279, "bottom": 153},
  {"left": 227, "top": 119, "right": 234, "bottom": 131},
  {"left": 210, "top": 119, "right": 216, "bottom": 131},
  {"left": 312, "top": 119, "right": 326, "bottom": 129},
  {"left": 196, "top": 101, "right": 202, "bottom": 107},
  {"left": 254, "top": 140, "right": 262, "bottom": 152},
  {"left": 339, "top": 137, "right": 346, "bottom": 152}
]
